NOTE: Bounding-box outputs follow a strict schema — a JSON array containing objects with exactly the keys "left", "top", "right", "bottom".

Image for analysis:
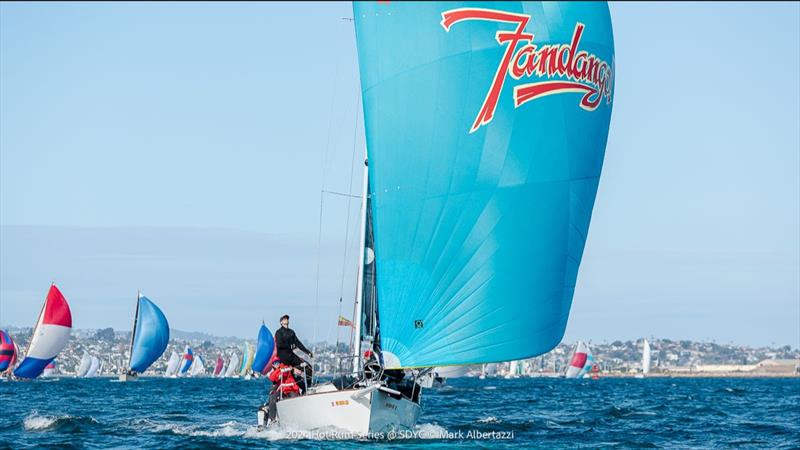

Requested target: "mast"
[
  {"left": 351, "top": 158, "right": 369, "bottom": 375},
  {"left": 126, "top": 291, "right": 141, "bottom": 372}
]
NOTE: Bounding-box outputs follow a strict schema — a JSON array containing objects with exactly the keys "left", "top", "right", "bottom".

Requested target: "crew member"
[
  {"left": 274, "top": 314, "right": 313, "bottom": 386},
  {"left": 265, "top": 358, "right": 301, "bottom": 424}
]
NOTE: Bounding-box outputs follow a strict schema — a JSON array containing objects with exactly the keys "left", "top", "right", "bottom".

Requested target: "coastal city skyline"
[{"left": 2, "top": 2, "right": 799, "bottom": 348}]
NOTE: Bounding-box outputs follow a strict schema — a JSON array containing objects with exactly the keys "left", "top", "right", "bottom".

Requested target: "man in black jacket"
[{"left": 274, "top": 315, "right": 313, "bottom": 390}]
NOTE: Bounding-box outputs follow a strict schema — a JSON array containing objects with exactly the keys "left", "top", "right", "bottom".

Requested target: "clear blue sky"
[{"left": 1, "top": 2, "right": 798, "bottom": 347}]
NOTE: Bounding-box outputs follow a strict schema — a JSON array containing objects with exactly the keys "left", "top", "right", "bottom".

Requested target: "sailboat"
[
  {"left": 189, "top": 355, "right": 206, "bottom": 377},
  {"left": 14, "top": 284, "right": 73, "bottom": 379},
  {"left": 250, "top": 323, "right": 276, "bottom": 376},
  {"left": 577, "top": 345, "right": 595, "bottom": 379},
  {"left": 164, "top": 351, "right": 180, "bottom": 377},
  {"left": 0, "top": 330, "right": 17, "bottom": 377},
  {"left": 214, "top": 355, "right": 225, "bottom": 377},
  {"left": 565, "top": 342, "right": 589, "bottom": 378},
  {"left": 120, "top": 292, "right": 170, "bottom": 381},
  {"left": 85, "top": 356, "right": 100, "bottom": 377},
  {"left": 76, "top": 353, "right": 91, "bottom": 377},
  {"left": 42, "top": 360, "right": 58, "bottom": 378},
  {"left": 179, "top": 346, "right": 194, "bottom": 376},
  {"left": 242, "top": 344, "right": 255, "bottom": 380},
  {"left": 225, "top": 352, "right": 239, "bottom": 378},
  {"left": 639, "top": 339, "right": 651, "bottom": 377},
  {"left": 261, "top": 1, "right": 615, "bottom": 433}
]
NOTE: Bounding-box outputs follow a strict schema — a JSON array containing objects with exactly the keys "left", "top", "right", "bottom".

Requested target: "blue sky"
[{"left": 1, "top": 2, "right": 798, "bottom": 347}]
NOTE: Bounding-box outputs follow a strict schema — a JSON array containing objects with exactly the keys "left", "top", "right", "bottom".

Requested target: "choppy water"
[{"left": 2, "top": 377, "right": 799, "bottom": 448}]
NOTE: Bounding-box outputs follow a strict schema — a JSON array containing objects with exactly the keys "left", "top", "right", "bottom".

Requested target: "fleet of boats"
[{"left": 0, "top": 284, "right": 280, "bottom": 381}]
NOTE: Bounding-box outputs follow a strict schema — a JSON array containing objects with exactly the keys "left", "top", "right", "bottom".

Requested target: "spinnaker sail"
[
  {"left": 251, "top": 323, "right": 275, "bottom": 374},
  {"left": 179, "top": 347, "right": 193, "bottom": 375},
  {"left": 0, "top": 330, "right": 16, "bottom": 372},
  {"left": 565, "top": 341, "right": 589, "bottom": 378},
  {"left": 128, "top": 293, "right": 170, "bottom": 374},
  {"left": 353, "top": 1, "right": 614, "bottom": 369},
  {"left": 14, "top": 284, "right": 73, "bottom": 379},
  {"left": 239, "top": 343, "right": 250, "bottom": 374},
  {"left": 214, "top": 355, "right": 224, "bottom": 377}
]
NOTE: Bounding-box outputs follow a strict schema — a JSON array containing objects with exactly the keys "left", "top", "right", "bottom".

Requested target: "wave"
[
  {"left": 130, "top": 417, "right": 451, "bottom": 442},
  {"left": 23, "top": 412, "right": 99, "bottom": 432},
  {"left": 476, "top": 416, "right": 502, "bottom": 424}
]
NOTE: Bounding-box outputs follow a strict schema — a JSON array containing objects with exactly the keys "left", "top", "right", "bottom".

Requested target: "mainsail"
[
  {"left": 76, "top": 353, "right": 92, "bottom": 377},
  {"left": 642, "top": 339, "right": 651, "bottom": 374},
  {"left": 565, "top": 341, "right": 589, "bottom": 378},
  {"left": 250, "top": 323, "right": 275, "bottom": 374},
  {"left": 179, "top": 347, "right": 193, "bottom": 375},
  {"left": 14, "top": 284, "right": 73, "bottom": 378},
  {"left": 165, "top": 351, "right": 180, "bottom": 376},
  {"left": 225, "top": 353, "right": 239, "bottom": 377},
  {"left": 85, "top": 356, "right": 100, "bottom": 377},
  {"left": 189, "top": 355, "right": 206, "bottom": 376},
  {"left": 128, "top": 293, "right": 170, "bottom": 374},
  {"left": 353, "top": 2, "right": 615, "bottom": 369},
  {"left": 0, "top": 330, "right": 16, "bottom": 373}
]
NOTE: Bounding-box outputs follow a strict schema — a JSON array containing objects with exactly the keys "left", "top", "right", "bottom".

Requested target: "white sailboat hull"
[{"left": 273, "top": 385, "right": 420, "bottom": 435}]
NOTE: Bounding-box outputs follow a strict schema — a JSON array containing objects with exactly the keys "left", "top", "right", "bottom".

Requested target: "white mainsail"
[
  {"left": 642, "top": 339, "right": 651, "bottom": 375},
  {"left": 76, "top": 353, "right": 91, "bottom": 377},
  {"left": 165, "top": 351, "right": 180, "bottom": 377},
  {"left": 189, "top": 355, "right": 206, "bottom": 376},
  {"left": 225, "top": 353, "right": 239, "bottom": 377},
  {"left": 85, "top": 356, "right": 100, "bottom": 377}
]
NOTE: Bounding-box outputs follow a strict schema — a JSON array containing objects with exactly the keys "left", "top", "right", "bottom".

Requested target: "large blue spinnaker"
[
  {"left": 354, "top": 1, "right": 614, "bottom": 368},
  {"left": 129, "top": 294, "right": 170, "bottom": 373},
  {"left": 250, "top": 323, "right": 275, "bottom": 374}
]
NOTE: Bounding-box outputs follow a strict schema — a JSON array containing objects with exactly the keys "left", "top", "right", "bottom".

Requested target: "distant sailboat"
[
  {"left": 179, "top": 347, "right": 194, "bottom": 376},
  {"left": 250, "top": 323, "right": 275, "bottom": 375},
  {"left": 14, "top": 284, "right": 73, "bottom": 379},
  {"left": 238, "top": 343, "right": 249, "bottom": 376},
  {"left": 240, "top": 343, "right": 254, "bottom": 379},
  {"left": 164, "top": 351, "right": 180, "bottom": 377},
  {"left": 578, "top": 346, "right": 595, "bottom": 379},
  {"left": 214, "top": 355, "right": 224, "bottom": 377},
  {"left": 0, "top": 330, "right": 17, "bottom": 376},
  {"left": 642, "top": 339, "right": 651, "bottom": 375},
  {"left": 565, "top": 342, "right": 589, "bottom": 378},
  {"left": 42, "top": 360, "right": 57, "bottom": 378},
  {"left": 120, "top": 292, "right": 170, "bottom": 382},
  {"left": 85, "top": 356, "right": 100, "bottom": 377},
  {"left": 225, "top": 353, "right": 239, "bottom": 378},
  {"left": 76, "top": 353, "right": 91, "bottom": 377},
  {"left": 189, "top": 355, "right": 206, "bottom": 377}
]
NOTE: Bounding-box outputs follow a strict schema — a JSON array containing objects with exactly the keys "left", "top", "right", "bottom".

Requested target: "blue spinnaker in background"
[
  {"left": 250, "top": 323, "right": 275, "bottom": 374},
  {"left": 129, "top": 294, "right": 170, "bottom": 373},
  {"left": 354, "top": 1, "right": 614, "bottom": 368}
]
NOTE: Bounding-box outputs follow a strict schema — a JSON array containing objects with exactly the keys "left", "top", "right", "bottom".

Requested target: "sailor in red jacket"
[{"left": 266, "top": 358, "right": 300, "bottom": 424}]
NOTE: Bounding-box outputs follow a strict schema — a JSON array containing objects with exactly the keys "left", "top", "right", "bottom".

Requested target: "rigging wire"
[{"left": 311, "top": 49, "right": 343, "bottom": 371}]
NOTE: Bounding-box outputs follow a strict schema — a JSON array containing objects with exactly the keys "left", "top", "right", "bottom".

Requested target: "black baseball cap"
[{"left": 280, "top": 314, "right": 290, "bottom": 321}]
